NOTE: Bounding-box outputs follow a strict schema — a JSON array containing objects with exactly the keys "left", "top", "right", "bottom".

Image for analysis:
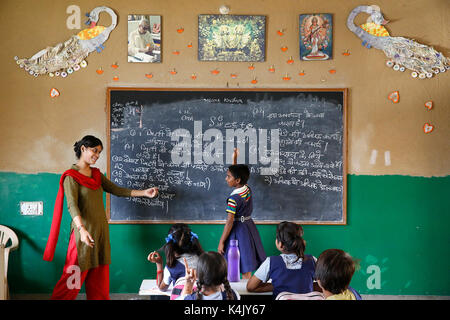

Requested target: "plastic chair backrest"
[
  {"left": 0, "top": 244, "right": 5, "bottom": 299},
  {"left": 0, "top": 225, "right": 19, "bottom": 276},
  {"left": 276, "top": 291, "right": 325, "bottom": 300}
]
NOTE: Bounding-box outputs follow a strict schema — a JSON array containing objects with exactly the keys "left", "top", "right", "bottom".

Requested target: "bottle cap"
[{"left": 230, "top": 240, "right": 238, "bottom": 247}]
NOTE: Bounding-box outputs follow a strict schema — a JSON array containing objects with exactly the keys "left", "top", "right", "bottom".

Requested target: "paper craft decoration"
[
  {"left": 388, "top": 91, "right": 399, "bottom": 103},
  {"left": 50, "top": 88, "right": 60, "bottom": 98},
  {"left": 424, "top": 101, "right": 433, "bottom": 110},
  {"left": 128, "top": 15, "right": 161, "bottom": 63},
  {"left": 198, "top": 15, "right": 266, "bottom": 62},
  {"left": 342, "top": 50, "right": 351, "bottom": 56},
  {"left": 347, "top": 5, "right": 450, "bottom": 79},
  {"left": 423, "top": 123, "right": 434, "bottom": 134},
  {"left": 15, "top": 6, "right": 117, "bottom": 78},
  {"left": 299, "top": 14, "right": 333, "bottom": 60}
]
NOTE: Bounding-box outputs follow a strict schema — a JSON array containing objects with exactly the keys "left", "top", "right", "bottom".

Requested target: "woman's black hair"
[
  {"left": 315, "top": 249, "right": 356, "bottom": 295},
  {"left": 276, "top": 221, "right": 306, "bottom": 262},
  {"left": 73, "top": 135, "right": 103, "bottom": 159},
  {"left": 195, "top": 251, "right": 235, "bottom": 300},
  {"left": 164, "top": 223, "right": 204, "bottom": 268},
  {"left": 228, "top": 164, "right": 250, "bottom": 185}
]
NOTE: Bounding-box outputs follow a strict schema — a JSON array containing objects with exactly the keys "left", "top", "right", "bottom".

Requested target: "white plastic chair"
[
  {"left": 0, "top": 225, "right": 19, "bottom": 300},
  {"left": 276, "top": 291, "right": 325, "bottom": 300}
]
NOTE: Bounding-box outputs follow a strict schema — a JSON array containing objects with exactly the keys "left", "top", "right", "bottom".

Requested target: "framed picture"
[
  {"left": 198, "top": 14, "right": 266, "bottom": 62},
  {"left": 128, "top": 14, "right": 161, "bottom": 63},
  {"left": 299, "top": 14, "right": 332, "bottom": 60}
]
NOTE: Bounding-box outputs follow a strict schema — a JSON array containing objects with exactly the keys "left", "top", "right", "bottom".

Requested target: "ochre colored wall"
[
  {"left": 0, "top": 0, "right": 449, "bottom": 176},
  {"left": 0, "top": 0, "right": 449, "bottom": 296}
]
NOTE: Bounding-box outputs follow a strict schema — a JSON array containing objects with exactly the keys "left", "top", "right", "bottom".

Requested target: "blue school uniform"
[
  {"left": 223, "top": 185, "right": 266, "bottom": 274},
  {"left": 268, "top": 254, "right": 316, "bottom": 298},
  {"left": 166, "top": 260, "right": 185, "bottom": 286},
  {"left": 164, "top": 254, "right": 199, "bottom": 286}
]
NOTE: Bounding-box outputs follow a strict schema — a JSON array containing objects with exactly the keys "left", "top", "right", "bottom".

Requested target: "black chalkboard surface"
[{"left": 107, "top": 88, "right": 347, "bottom": 224}]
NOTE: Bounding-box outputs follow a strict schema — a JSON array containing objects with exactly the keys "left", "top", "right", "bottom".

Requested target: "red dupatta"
[{"left": 43, "top": 167, "right": 102, "bottom": 261}]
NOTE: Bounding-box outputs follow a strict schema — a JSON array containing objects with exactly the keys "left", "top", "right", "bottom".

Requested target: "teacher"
[{"left": 43, "top": 135, "right": 158, "bottom": 300}]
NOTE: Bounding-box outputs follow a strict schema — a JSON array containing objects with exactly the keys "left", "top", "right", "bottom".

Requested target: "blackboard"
[{"left": 107, "top": 88, "right": 347, "bottom": 224}]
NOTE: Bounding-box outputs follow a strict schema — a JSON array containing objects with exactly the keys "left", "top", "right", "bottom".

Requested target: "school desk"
[{"left": 139, "top": 279, "right": 272, "bottom": 300}]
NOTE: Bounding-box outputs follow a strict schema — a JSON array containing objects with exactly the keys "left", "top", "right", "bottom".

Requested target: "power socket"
[{"left": 20, "top": 201, "right": 43, "bottom": 215}]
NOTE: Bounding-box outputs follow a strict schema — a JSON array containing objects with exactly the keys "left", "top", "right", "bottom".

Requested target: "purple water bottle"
[{"left": 227, "top": 240, "right": 240, "bottom": 282}]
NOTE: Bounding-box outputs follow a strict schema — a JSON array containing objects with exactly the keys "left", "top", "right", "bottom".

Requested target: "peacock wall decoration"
[
  {"left": 347, "top": 5, "right": 450, "bottom": 79},
  {"left": 14, "top": 6, "right": 117, "bottom": 78}
]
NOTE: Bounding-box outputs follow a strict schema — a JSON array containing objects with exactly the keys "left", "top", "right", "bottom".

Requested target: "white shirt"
[{"left": 128, "top": 29, "right": 155, "bottom": 56}]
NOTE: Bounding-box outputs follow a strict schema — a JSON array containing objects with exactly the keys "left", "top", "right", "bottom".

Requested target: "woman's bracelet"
[{"left": 77, "top": 224, "right": 85, "bottom": 232}]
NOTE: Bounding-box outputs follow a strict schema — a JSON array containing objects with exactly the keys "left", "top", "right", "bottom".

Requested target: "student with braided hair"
[
  {"left": 247, "top": 221, "right": 317, "bottom": 298},
  {"left": 147, "top": 223, "right": 204, "bottom": 293},
  {"left": 178, "top": 251, "right": 240, "bottom": 300}
]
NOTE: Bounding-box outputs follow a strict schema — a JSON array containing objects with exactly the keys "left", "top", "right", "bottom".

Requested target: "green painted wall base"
[{"left": 0, "top": 172, "right": 449, "bottom": 295}]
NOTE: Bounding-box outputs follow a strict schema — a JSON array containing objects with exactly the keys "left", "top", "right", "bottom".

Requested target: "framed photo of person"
[
  {"left": 128, "top": 14, "right": 161, "bottom": 63},
  {"left": 299, "top": 14, "right": 333, "bottom": 61},
  {"left": 198, "top": 14, "right": 266, "bottom": 62}
]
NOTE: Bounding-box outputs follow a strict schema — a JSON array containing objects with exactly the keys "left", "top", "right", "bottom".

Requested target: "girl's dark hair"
[
  {"left": 164, "top": 223, "right": 204, "bottom": 268},
  {"left": 315, "top": 249, "right": 356, "bottom": 295},
  {"left": 276, "top": 221, "right": 306, "bottom": 262},
  {"left": 73, "top": 135, "right": 103, "bottom": 159},
  {"left": 228, "top": 164, "right": 250, "bottom": 185},
  {"left": 195, "top": 251, "right": 235, "bottom": 300}
]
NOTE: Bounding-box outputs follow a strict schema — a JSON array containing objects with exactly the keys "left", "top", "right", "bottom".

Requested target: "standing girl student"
[
  {"left": 147, "top": 223, "right": 204, "bottom": 293},
  {"left": 44, "top": 135, "right": 159, "bottom": 300},
  {"left": 247, "top": 221, "right": 316, "bottom": 298},
  {"left": 218, "top": 148, "right": 266, "bottom": 279},
  {"left": 178, "top": 251, "right": 240, "bottom": 300}
]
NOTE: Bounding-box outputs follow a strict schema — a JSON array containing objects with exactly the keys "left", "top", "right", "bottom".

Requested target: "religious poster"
[
  {"left": 128, "top": 14, "right": 161, "bottom": 63},
  {"left": 299, "top": 14, "right": 333, "bottom": 60},
  {"left": 198, "top": 15, "right": 266, "bottom": 62}
]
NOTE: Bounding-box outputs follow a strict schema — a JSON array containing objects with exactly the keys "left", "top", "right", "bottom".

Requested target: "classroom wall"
[{"left": 0, "top": 0, "right": 449, "bottom": 295}]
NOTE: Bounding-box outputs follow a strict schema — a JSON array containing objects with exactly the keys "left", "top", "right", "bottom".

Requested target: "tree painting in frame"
[
  {"left": 127, "top": 14, "right": 161, "bottom": 63},
  {"left": 299, "top": 14, "right": 332, "bottom": 61},
  {"left": 198, "top": 15, "right": 266, "bottom": 62}
]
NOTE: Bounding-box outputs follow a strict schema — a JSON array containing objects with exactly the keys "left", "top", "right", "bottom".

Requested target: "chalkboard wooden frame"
[{"left": 106, "top": 88, "right": 348, "bottom": 225}]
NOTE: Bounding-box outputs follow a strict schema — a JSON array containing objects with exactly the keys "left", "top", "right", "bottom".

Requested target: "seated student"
[
  {"left": 147, "top": 223, "right": 204, "bottom": 296},
  {"left": 178, "top": 251, "right": 240, "bottom": 300},
  {"left": 247, "top": 221, "right": 317, "bottom": 298},
  {"left": 315, "top": 248, "right": 362, "bottom": 300}
]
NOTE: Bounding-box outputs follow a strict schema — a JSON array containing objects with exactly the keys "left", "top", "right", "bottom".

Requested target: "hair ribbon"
[{"left": 165, "top": 233, "right": 174, "bottom": 243}]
